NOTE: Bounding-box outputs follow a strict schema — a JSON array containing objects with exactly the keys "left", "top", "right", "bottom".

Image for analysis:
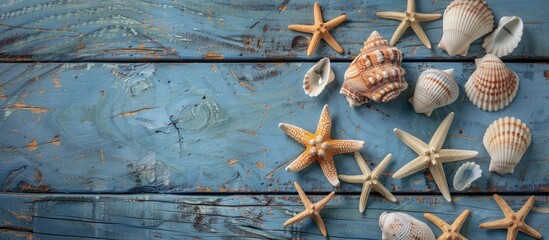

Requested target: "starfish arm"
[
  {"left": 438, "top": 149, "right": 478, "bottom": 163},
  {"left": 338, "top": 174, "right": 365, "bottom": 184},
  {"left": 307, "top": 32, "right": 321, "bottom": 56},
  {"left": 315, "top": 191, "right": 335, "bottom": 209},
  {"left": 288, "top": 24, "right": 316, "bottom": 33},
  {"left": 313, "top": 2, "right": 323, "bottom": 24},
  {"left": 479, "top": 219, "right": 509, "bottom": 229},
  {"left": 359, "top": 183, "right": 372, "bottom": 213},
  {"left": 354, "top": 152, "right": 371, "bottom": 175},
  {"left": 406, "top": 0, "right": 416, "bottom": 13},
  {"left": 293, "top": 182, "right": 312, "bottom": 208},
  {"left": 453, "top": 209, "right": 470, "bottom": 232},
  {"left": 415, "top": 13, "right": 442, "bottom": 21},
  {"left": 279, "top": 123, "right": 314, "bottom": 146},
  {"left": 517, "top": 195, "right": 536, "bottom": 220},
  {"left": 316, "top": 104, "right": 332, "bottom": 138},
  {"left": 410, "top": 22, "right": 432, "bottom": 49},
  {"left": 429, "top": 112, "right": 454, "bottom": 151},
  {"left": 283, "top": 210, "right": 311, "bottom": 226},
  {"left": 507, "top": 227, "right": 520, "bottom": 240},
  {"left": 389, "top": 20, "right": 411, "bottom": 46},
  {"left": 376, "top": 11, "right": 407, "bottom": 21},
  {"left": 319, "top": 155, "right": 340, "bottom": 186},
  {"left": 329, "top": 140, "right": 365, "bottom": 155},
  {"left": 424, "top": 213, "right": 450, "bottom": 230},
  {"left": 325, "top": 14, "right": 347, "bottom": 29},
  {"left": 393, "top": 128, "right": 429, "bottom": 155},
  {"left": 429, "top": 163, "right": 451, "bottom": 202},
  {"left": 373, "top": 184, "right": 397, "bottom": 202},
  {"left": 519, "top": 223, "right": 542, "bottom": 239},
  {"left": 372, "top": 153, "right": 392, "bottom": 178},
  {"left": 285, "top": 151, "right": 315, "bottom": 172},
  {"left": 392, "top": 155, "right": 429, "bottom": 179},
  {"left": 312, "top": 213, "right": 328, "bottom": 237},
  {"left": 322, "top": 32, "right": 344, "bottom": 54},
  {"left": 493, "top": 194, "right": 514, "bottom": 218}
]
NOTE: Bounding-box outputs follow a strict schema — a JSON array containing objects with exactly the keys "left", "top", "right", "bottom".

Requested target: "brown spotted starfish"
[
  {"left": 376, "top": 0, "right": 441, "bottom": 48},
  {"left": 480, "top": 194, "right": 542, "bottom": 240},
  {"left": 424, "top": 209, "right": 470, "bottom": 240},
  {"left": 283, "top": 182, "right": 335, "bottom": 237},
  {"left": 279, "top": 104, "right": 365, "bottom": 186},
  {"left": 288, "top": 2, "right": 347, "bottom": 56}
]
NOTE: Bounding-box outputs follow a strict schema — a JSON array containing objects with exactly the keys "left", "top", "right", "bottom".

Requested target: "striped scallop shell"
[
  {"left": 465, "top": 54, "right": 519, "bottom": 111},
  {"left": 483, "top": 117, "right": 531, "bottom": 174},
  {"left": 438, "top": 0, "right": 494, "bottom": 56},
  {"left": 340, "top": 31, "right": 407, "bottom": 107},
  {"left": 379, "top": 212, "right": 435, "bottom": 240},
  {"left": 409, "top": 69, "right": 459, "bottom": 116}
]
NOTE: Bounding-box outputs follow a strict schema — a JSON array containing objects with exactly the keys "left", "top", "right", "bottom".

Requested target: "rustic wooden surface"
[{"left": 0, "top": 0, "right": 547, "bottom": 239}]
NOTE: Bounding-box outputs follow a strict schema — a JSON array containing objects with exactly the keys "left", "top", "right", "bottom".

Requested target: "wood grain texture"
[
  {"left": 0, "top": 0, "right": 547, "bottom": 61},
  {"left": 1, "top": 62, "right": 547, "bottom": 194}
]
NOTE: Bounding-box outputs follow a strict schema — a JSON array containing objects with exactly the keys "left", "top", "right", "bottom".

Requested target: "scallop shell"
[
  {"left": 340, "top": 31, "right": 407, "bottom": 107},
  {"left": 482, "top": 16, "right": 523, "bottom": 57},
  {"left": 303, "top": 57, "right": 335, "bottom": 97},
  {"left": 409, "top": 68, "right": 458, "bottom": 116},
  {"left": 453, "top": 162, "right": 482, "bottom": 191},
  {"left": 483, "top": 117, "right": 531, "bottom": 174},
  {"left": 438, "top": 0, "right": 494, "bottom": 56},
  {"left": 379, "top": 212, "right": 435, "bottom": 240},
  {"left": 464, "top": 54, "right": 519, "bottom": 111}
]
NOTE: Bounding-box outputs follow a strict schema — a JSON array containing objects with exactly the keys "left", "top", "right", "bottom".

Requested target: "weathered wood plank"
[
  {"left": 1, "top": 62, "right": 547, "bottom": 194},
  {"left": 0, "top": 193, "right": 547, "bottom": 239},
  {"left": 0, "top": 0, "right": 547, "bottom": 61}
]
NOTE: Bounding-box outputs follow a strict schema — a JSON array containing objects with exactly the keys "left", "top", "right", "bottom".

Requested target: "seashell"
[
  {"left": 438, "top": 0, "right": 494, "bottom": 56},
  {"left": 464, "top": 54, "right": 519, "bottom": 111},
  {"left": 340, "top": 31, "right": 407, "bottom": 107},
  {"left": 409, "top": 68, "right": 459, "bottom": 116},
  {"left": 303, "top": 57, "right": 335, "bottom": 97},
  {"left": 482, "top": 16, "right": 523, "bottom": 57},
  {"left": 483, "top": 117, "right": 531, "bottom": 174},
  {"left": 453, "top": 162, "right": 482, "bottom": 191},
  {"left": 379, "top": 212, "right": 435, "bottom": 240}
]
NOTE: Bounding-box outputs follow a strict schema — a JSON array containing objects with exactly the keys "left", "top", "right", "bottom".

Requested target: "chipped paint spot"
[
  {"left": 545, "top": 70, "right": 549, "bottom": 81},
  {"left": 3, "top": 103, "right": 49, "bottom": 114},
  {"left": 238, "top": 129, "right": 257, "bottom": 136},
  {"left": 256, "top": 162, "right": 265, "bottom": 169},
  {"left": 278, "top": 0, "right": 289, "bottom": 12},
  {"left": 25, "top": 139, "right": 38, "bottom": 151},
  {"left": 239, "top": 81, "right": 256, "bottom": 92},
  {"left": 212, "top": 64, "right": 217, "bottom": 72},
  {"left": 100, "top": 149, "right": 105, "bottom": 163},
  {"left": 227, "top": 158, "right": 239, "bottom": 165},
  {"left": 52, "top": 78, "right": 62, "bottom": 88},
  {"left": 114, "top": 107, "right": 158, "bottom": 117},
  {"left": 197, "top": 186, "right": 212, "bottom": 192},
  {"left": 203, "top": 52, "right": 224, "bottom": 59}
]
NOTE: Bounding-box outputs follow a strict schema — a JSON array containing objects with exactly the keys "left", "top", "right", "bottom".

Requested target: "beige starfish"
[
  {"left": 288, "top": 2, "right": 347, "bottom": 56},
  {"left": 376, "top": 0, "right": 441, "bottom": 48},
  {"left": 283, "top": 181, "right": 335, "bottom": 237},
  {"left": 279, "top": 104, "right": 364, "bottom": 186},
  {"left": 480, "top": 194, "right": 542, "bottom": 240},
  {"left": 392, "top": 112, "right": 478, "bottom": 202},
  {"left": 338, "top": 152, "right": 397, "bottom": 213},
  {"left": 425, "top": 209, "right": 470, "bottom": 240}
]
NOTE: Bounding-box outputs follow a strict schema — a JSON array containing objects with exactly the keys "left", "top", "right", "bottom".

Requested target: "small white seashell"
[
  {"left": 379, "top": 212, "right": 435, "bottom": 240},
  {"left": 483, "top": 117, "right": 531, "bottom": 174},
  {"left": 453, "top": 162, "right": 482, "bottom": 191},
  {"left": 303, "top": 57, "right": 335, "bottom": 97},
  {"left": 409, "top": 68, "right": 458, "bottom": 116},
  {"left": 482, "top": 16, "right": 523, "bottom": 57}
]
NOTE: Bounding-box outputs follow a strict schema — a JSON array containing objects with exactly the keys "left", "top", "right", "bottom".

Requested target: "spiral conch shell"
[
  {"left": 465, "top": 54, "right": 519, "bottom": 111},
  {"left": 483, "top": 117, "right": 531, "bottom": 174},
  {"left": 379, "top": 212, "right": 435, "bottom": 240},
  {"left": 340, "top": 31, "right": 407, "bottom": 107},
  {"left": 409, "top": 69, "right": 458, "bottom": 116}
]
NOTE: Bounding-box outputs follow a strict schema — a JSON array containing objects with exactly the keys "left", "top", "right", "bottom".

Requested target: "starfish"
[
  {"left": 392, "top": 112, "right": 478, "bottom": 202},
  {"left": 376, "top": 0, "right": 441, "bottom": 48},
  {"left": 288, "top": 2, "right": 347, "bottom": 56},
  {"left": 424, "top": 209, "right": 470, "bottom": 240},
  {"left": 283, "top": 181, "right": 335, "bottom": 237},
  {"left": 279, "top": 104, "right": 365, "bottom": 186},
  {"left": 479, "top": 194, "right": 542, "bottom": 240},
  {"left": 338, "top": 152, "right": 397, "bottom": 213}
]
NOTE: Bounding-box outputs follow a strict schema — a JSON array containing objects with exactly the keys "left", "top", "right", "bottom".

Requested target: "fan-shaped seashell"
[
  {"left": 409, "top": 68, "right": 458, "bottom": 116},
  {"left": 438, "top": 0, "right": 494, "bottom": 56},
  {"left": 340, "top": 31, "right": 407, "bottom": 107},
  {"left": 379, "top": 212, "right": 435, "bottom": 240},
  {"left": 453, "top": 162, "right": 482, "bottom": 191},
  {"left": 483, "top": 117, "right": 531, "bottom": 174},
  {"left": 303, "top": 57, "right": 335, "bottom": 97},
  {"left": 482, "top": 16, "right": 523, "bottom": 57},
  {"left": 464, "top": 54, "right": 519, "bottom": 111}
]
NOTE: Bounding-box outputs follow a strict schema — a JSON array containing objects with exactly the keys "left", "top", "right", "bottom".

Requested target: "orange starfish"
[
  {"left": 424, "top": 209, "right": 470, "bottom": 240},
  {"left": 480, "top": 194, "right": 542, "bottom": 240},
  {"left": 283, "top": 182, "right": 335, "bottom": 237},
  {"left": 279, "top": 104, "right": 365, "bottom": 186},
  {"left": 288, "top": 2, "right": 347, "bottom": 56}
]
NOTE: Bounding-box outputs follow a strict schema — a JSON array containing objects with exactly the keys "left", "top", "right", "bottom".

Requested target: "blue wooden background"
[{"left": 0, "top": 0, "right": 547, "bottom": 239}]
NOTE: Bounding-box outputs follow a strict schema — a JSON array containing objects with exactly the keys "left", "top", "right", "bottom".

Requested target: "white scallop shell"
[
  {"left": 379, "top": 212, "right": 435, "bottom": 240},
  {"left": 409, "top": 68, "right": 458, "bottom": 116},
  {"left": 453, "top": 162, "right": 482, "bottom": 191},
  {"left": 464, "top": 54, "right": 519, "bottom": 111},
  {"left": 483, "top": 117, "right": 531, "bottom": 174},
  {"left": 482, "top": 16, "right": 523, "bottom": 57},
  {"left": 438, "top": 0, "right": 494, "bottom": 56},
  {"left": 303, "top": 57, "right": 335, "bottom": 97}
]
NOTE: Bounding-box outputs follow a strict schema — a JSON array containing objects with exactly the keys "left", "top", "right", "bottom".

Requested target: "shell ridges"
[
  {"left": 379, "top": 212, "right": 435, "bottom": 240},
  {"left": 409, "top": 68, "right": 459, "bottom": 116},
  {"left": 483, "top": 117, "right": 531, "bottom": 174}
]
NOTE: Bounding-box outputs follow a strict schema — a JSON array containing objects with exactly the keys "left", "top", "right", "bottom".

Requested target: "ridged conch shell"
[
  {"left": 464, "top": 54, "right": 519, "bottom": 111},
  {"left": 438, "top": 0, "right": 494, "bottom": 56},
  {"left": 482, "top": 16, "right": 523, "bottom": 57},
  {"left": 379, "top": 212, "right": 435, "bottom": 240},
  {"left": 340, "top": 31, "right": 407, "bottom": 107},
  {"left": 483, "top": 117, "right": 531, "bottom": 174},
  {"left": 453, "top": 162, "right": 482, "bottom": 191},
  {"left": 409, "top": 69, "right": 458, "bottom": 116},
  {"left": 303, "top": 57, "right": 335, "bottom": 97}
]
